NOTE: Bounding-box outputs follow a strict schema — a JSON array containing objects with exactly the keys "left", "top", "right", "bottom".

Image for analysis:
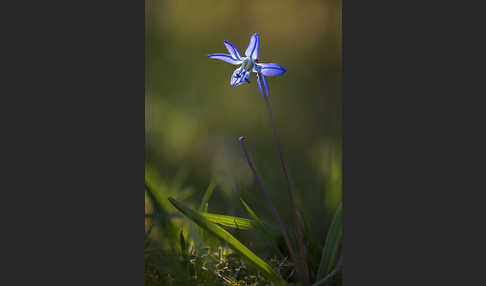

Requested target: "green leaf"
[
  {"left": 240, "top": 198, "right": 279, "bottom": 240},
  {"left": 200, "top": 212, "right": 254, "bottom": 230},
  {"left": 240, "top": 199, "right": 264, "bottom": 226},
  {"left": 168, "top": 197, "right": 285, "bottom": 284},
  {"left": 198, "top": 182, "right": 217, "bottom": 246},
  {"left": 316, "top": 203, "right": 342, "bottom": 280},
  {"left": 199, "top": 182, "right": 216, "bottom": 212},
  {"left": 240, "top": 198, "right": 288, "bottom": 257},
  {"left": 145, "top": 183, "right": 178, "bottom": 248},
  {"left": 179, "top": 230, "right": 186, "bottom": 255}
]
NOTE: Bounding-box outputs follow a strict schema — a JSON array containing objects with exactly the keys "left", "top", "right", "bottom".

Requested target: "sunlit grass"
[{"left": 145, "top": 170, "right": 342, "bottom": 285}]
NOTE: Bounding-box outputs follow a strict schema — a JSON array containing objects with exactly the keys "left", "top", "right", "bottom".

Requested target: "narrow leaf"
[
  {"left": 316, "top": 203, "right": 342, "bottom": 280},
  {"left": 199, "top": 182, "right": 216, "bottom": 212},
  {"left": 241, "top": 198, "right": 286, "bottom": 257},
  {"left": 145, "top": 183, "right": 178, "bottom": 248},
  {"left": 198, "top": 182, "right": 216, "bottom": 245},
  {"left": 240, "top": 198, "right": 279, "bottom": 239},
  {"left": 200, "top": 212, "right": 254, "bottom": 230},
  {"left": 179, "top": 230, "right": 186, "bottom": 255}
]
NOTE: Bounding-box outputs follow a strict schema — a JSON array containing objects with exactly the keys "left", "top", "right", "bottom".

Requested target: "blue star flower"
[{"left": 206, "top": 33, "right": 286, "bottom": 97}]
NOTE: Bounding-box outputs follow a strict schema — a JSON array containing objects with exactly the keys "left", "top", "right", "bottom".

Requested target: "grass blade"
[
  {"left": 312, "top": 254, "right": 343, "bottom": 286},
  {"left": 145, "top": 183, "right": 178, "bottom": 248},
  {"left": 316, "top": 203, "right": 342, "bottom": 280},
  {"left": 197, "top": 182, "right": 217, "bottom": 245},
  {"left": 240, "top": 199, "right": 264, "bottom": 227},
  {"left": 241, "top": 198, "right": 288, "bottom": 257},
  {"left": 199, "top": 182, "right": 216, "bottom": 212},
  {"left": 168, "top": 197, "right": 285, "bottom": 284},
  {"left": 240, "top": 198, "right": 280, "bottom": 240},
  {"left": 179, "top": 230, "right": 186, "bottom": 253},
  {"left": 200, "top": 212, "right": 254, "bottom": 230}
]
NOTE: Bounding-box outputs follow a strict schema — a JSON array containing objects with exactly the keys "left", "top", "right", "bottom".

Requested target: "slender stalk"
[
  {"left": 262, "top": 91, "right": 309, "bottom": 284},
  {"left": 238, "top": 136, "right": 298, "bottom": 270}
]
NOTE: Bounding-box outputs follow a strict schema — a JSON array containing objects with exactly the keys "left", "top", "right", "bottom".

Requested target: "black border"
[
  {"left": 3, "top": 0, "right": 143, "bottom": 284},
  {"left": 344, "top": 1, "right": 485, "bottom": 285}
]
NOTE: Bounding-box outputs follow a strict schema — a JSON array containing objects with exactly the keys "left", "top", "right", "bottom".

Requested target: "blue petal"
[
  {"left": 224, "top": 41, "right": 242, "bottom": 61},
  {"left": 256, "top": 72, "right": 269, "bottom": 97},
  {"left": 258, "top": 63, "right": 286, "bottom": 76},
  {"left": 244, "top": 33, "right": 260, "bottom": 61},
  {"left": 231, "top": 67, "right": 250, "bottom": 86},
  {"left": 261, "top": 73, "right": 269, "bottom": 97},
  {"left": 206, "top": 54, "right": 243, "bottom": 65},
  {"left": 239, "top": 71, "right": 251, "bottom": 86},
  {"left": 256, "top": 72, "right": 264, "bottom": 96}
]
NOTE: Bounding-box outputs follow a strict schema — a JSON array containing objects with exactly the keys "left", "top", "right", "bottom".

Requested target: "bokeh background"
[{"left": 146, "top": 0, "right": 341, "bottom": 254}]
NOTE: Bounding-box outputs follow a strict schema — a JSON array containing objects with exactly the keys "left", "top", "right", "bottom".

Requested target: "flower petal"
[
  {"left": 245, "top": 33, "right": 260, "bottom": 61},
  {"left": 256, "top": 72, "right": 264, "bottom": 96},
  {"left": 231, "top": 67, "right": 250, "bottom": 86},
  {"left": 224, "top": 41, "right": 242, "bottom": 61},
  {"left": 258, "top": 63, "right": 286, "bottom": 76},
  {"left": 256, "top": 72, "right": 269, "bottom": 97},
  {"left": 206, "top": 54, "right": 242, "bottom": 65},
  {"left": 261, "top": 73, "right": 269, "bottom": 97}
]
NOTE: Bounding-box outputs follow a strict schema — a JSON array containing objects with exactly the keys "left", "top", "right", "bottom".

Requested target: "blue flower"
[{"left": 207, "top": 33, "right": 286, "bottom": 96}]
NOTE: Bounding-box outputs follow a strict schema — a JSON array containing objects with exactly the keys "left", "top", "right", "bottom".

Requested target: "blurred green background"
[{"left": 146, "top": 0, "right": 341, "bottom": 253}]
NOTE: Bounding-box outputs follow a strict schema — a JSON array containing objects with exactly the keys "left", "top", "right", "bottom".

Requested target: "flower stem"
[
  {"left": 263, "top": 94, "right": 310, "bottom": 284},
  {"left": 238, "top": 136, "right": 297, "bottom": 264}
]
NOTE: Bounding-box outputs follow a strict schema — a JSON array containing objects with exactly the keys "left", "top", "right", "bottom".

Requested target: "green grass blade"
[
  {"left": 316, "top": 203, "right": 342, "bottom": 280},
  {"left": 200, "top": 212, "right": 254, "bottom": 230},
  {"left": 145, "top": 183, "right": 178, "bottom": 247},
  {"left": 197, "top": 182, "right": 216, "bottom": 245},
  {"left": 241, "top": 198, "right": 287, "bottom": 257},
  {"left": 240, "top": 199, "right": 264, "bottom": 226},
  {"left": 168, "top": 197, "right": 285, "bottom": 284},
  {"left": 179, "top": 230, "right": 186, "bottom": 253},
  {"left": 312, "top": 254, "right": 343, "bottom": 286},
  {"left": 240, "top": 198, "right": 279, "bottom": 239},
  {"left": 199, "top": 182, "right": 216, "bottom": 212}
]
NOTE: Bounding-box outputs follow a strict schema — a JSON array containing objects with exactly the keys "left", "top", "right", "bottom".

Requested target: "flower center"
[
  {"left": 246, "top": 59, "right": 255, "bottom": 73},
  {"left": 240, "top": 58, "right": 255, "bottom": 76}
]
